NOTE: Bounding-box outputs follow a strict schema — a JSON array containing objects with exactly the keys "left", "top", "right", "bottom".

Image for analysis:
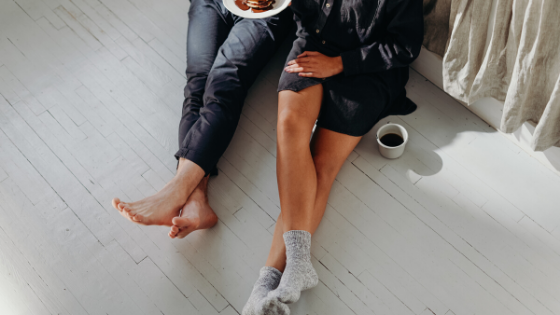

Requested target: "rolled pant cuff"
[{"left": 174, "top": 148, "right": 217, "bottom": 176}]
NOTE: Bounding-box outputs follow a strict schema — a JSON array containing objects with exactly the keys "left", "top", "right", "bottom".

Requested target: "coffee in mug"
[
  {"left": 379, "top": 133, "right": 404, "bottom": 147},
  {"left": 376, "top": 123, "right": 408, "bottom": 159}
]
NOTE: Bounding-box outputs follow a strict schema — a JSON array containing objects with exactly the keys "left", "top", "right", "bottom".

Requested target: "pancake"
[{"left": 243, "top": 0, "right": 273, "bottom": 9}]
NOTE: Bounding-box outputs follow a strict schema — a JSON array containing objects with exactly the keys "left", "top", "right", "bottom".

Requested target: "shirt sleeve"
[{"left": 340, "top": 0, "right": 424, "bottom": 76}]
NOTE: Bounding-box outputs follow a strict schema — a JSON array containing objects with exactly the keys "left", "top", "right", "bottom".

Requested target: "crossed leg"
[
  {"left": 112, "top": 0, "right": 289, "bottom": 237},
  {"left": 169, "top": 174, "right": 218, "bottom": 239},
  {"left": 111, "top": 158, "right": 205, "bottom": 226},
  {"left": 111, "top": 0, "right": 227, "bottom": 233}
]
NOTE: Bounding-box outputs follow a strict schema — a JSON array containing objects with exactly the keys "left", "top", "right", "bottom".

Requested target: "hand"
[{"left": 284, "top": 51, "right": 343, "bottom": 78}]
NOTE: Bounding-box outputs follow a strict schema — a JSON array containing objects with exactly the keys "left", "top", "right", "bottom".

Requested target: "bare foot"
[
  {"left": 112, "top": 176, "right": 193, "bottom": 226},
  {"left": 169, "top": 176, "right": 218, "bottom": 239}
]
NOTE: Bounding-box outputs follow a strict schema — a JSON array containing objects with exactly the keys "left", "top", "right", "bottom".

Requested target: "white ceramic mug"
[{"left": 376, "top": 122, "right": 408, "bottom": 159}]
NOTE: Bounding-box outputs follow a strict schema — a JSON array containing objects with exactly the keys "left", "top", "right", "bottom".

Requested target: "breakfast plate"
[{"left": 223, "top": 0, "right": 291, "bottom": 19}]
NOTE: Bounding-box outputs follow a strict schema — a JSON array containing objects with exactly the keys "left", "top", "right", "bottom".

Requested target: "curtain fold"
[{"left": 425, "top": 0, "right": 560, "bottom": 151}]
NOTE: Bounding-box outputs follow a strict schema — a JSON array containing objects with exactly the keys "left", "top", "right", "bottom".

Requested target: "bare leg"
[
  {"left": 276, "top": 85, "right": 323, "bottom": 233},
  {"left": 111, "top": 158, "right": 205, "bottom": 226},
  {"left": 265, "top": 127, "right": 362, "bottom": 271},
  {"left": 168, "top": 175, "right": 218, "bottom": 239},
  {"left": 246, "top": 88, "right": 362, "bottom": 313},
  {"left": 306, "top": 127, "right": 362, "bottom": 233},
  {"left": 265, "top": 213, "right": 287, "bottom": 272}
]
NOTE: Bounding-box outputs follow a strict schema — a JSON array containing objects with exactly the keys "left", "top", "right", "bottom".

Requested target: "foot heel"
[{"left": 302, "top": 266, "right": 319, "bottom": 291}]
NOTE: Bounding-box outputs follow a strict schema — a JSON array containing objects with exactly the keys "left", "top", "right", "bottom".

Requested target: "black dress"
[{"left": 278, "top": 0, "right": 424, "bottom": 136}]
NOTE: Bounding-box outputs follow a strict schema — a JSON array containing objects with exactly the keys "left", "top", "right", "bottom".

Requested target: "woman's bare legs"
[
  {"left": 243, "top": 85, "right": 362, "bottom": 314},
  {"left": 265, "top": 213, "right": 288, "bottom": 272},
  {"left": 258, "top": 85, "right": 363, "bottom": 312},
  {"left": 276, "top": 85, "right": 323, "bottom": 232},
  {"left": 265, "top": 127, "right": 362, "bottom": 272},
  {"left": 112, "top": 158, "right": 205, "bottom": 226},
  {"left": 244, "top": 86, "right": 321, "bottom": 314}
]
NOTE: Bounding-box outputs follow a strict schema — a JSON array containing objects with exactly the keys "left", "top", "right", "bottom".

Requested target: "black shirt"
[
  {"left": 290, "top": 0, "right": 424, "bottom": 76},
  {"left": 278, "top": 0, "right": 423, "bottom": 136}
]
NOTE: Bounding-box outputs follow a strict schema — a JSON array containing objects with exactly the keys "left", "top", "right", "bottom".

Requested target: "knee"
[
  {"left": 188, "top": 0, "right": 212, "bottom": 16},
  {"left": 313, "top": 154, "right": 340, "bottom": 184},
  {"left": 199, "top": 94, "right": 242, "bottom": 125},
  {"left": 277, "top": 108, "right": 310, "bottom": 143},
  {"left": 198, "top": 75, "right": 247, "bottom": 126}
]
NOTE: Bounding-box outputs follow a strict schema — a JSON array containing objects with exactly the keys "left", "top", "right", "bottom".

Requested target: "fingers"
[
  {"left": 285, "top": 66, "right": 306, "bottom": 73},
  {"left": 297, "top": 51, "right": 319, "bottom": 58},
  {"left": 285, "top": 65, "right": 321, "bottom": 78},
  {"left": 285, "top": 61, "right": 315, "bottom": 73},
  {"left": 288, "top": 57, "right": 310, "bottom": 67},
  {"left": 298, "top": 72, "right": 316, "bottom": 77}
]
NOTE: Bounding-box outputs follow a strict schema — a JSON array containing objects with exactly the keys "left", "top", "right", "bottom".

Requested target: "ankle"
[
  {"left": 190, "top": 186, "right": 208, "bottom": 202},
  {"left": 283, "top": 230, "right": 312, "bottom": 247},
  {"left": 283, "top": 230, "right": 312, "bottom": 260},
  {"left": 265, "top": 259, "right": 286, "bottom": 273}
]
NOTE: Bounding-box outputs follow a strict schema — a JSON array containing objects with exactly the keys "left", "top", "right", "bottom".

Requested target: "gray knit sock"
[
  {"left": 268, "top": 230, "right": 318, "bottom": 304},
  {"left": 242, "top": 266, "right": 284, "bottom": 315}
]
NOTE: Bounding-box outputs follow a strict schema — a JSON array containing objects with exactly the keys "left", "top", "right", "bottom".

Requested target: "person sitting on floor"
[
  {"left": 111, "top": 0, "right": 292, "bottom": 239},
  {"left": 242, "top": 0, "right": 424, "bottom": 314}
]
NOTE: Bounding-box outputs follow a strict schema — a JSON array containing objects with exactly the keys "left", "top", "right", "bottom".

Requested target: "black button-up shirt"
[{"left": 290, "top": 0, "right": 424, "bottom": 76}]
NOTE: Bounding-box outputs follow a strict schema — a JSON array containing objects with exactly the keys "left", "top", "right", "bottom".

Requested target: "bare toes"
[
  {"left": 131, "top": 214, "right": 143, "bottom": 222},
  {"left": 172, "top": 216, "right": 193, "bottom": 228},
  {"left": 112, "top": 198, "right": 121, "bottom": 211},
  {"left": 122, "top": 208, "right": 135, "bottom": 220}
]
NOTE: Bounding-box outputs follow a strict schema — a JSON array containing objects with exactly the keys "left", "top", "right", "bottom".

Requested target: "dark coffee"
[{"left": 380, "top": 133, "right": 404, "bottom": 147}]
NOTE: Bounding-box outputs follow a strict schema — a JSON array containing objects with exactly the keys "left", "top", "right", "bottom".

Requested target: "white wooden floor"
[{"left": 1, "top": 0, "right": 560, "bottom": 314}]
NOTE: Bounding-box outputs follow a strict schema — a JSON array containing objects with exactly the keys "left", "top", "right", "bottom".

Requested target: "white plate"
[{"left": 223, "top": 0, "right": 290, "bottom": 19}]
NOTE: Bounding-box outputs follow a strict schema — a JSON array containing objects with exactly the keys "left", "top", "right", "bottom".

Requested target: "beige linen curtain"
[{"left": 424, "top": 0, "right": 560, "bottom": 151}]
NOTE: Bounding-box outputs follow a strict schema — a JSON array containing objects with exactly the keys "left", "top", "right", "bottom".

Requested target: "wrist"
[{"left": 335, "top": 56, "right": 343, "bottom": 74}]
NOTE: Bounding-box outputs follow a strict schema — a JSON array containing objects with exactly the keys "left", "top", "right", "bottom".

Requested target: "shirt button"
[
  {"left": 326, "top": 3, "right": 330, "bottom": 7},
  {"left": 316, "top": 29, "right": 320, "bottom": 33},
  {"left": 322, "top": 40, "right": 326, "bottom": 44}
]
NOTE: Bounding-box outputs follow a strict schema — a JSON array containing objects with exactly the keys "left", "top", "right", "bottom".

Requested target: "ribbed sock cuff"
[
  {"left": 283, "top": 230, "right": 312, "bottom": 258},
  {"left": 260, "top": 266, "right": 282, "bottom": 279},
  {"left": 256, "top": 266, "right": 282, "bottom": 289}
]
